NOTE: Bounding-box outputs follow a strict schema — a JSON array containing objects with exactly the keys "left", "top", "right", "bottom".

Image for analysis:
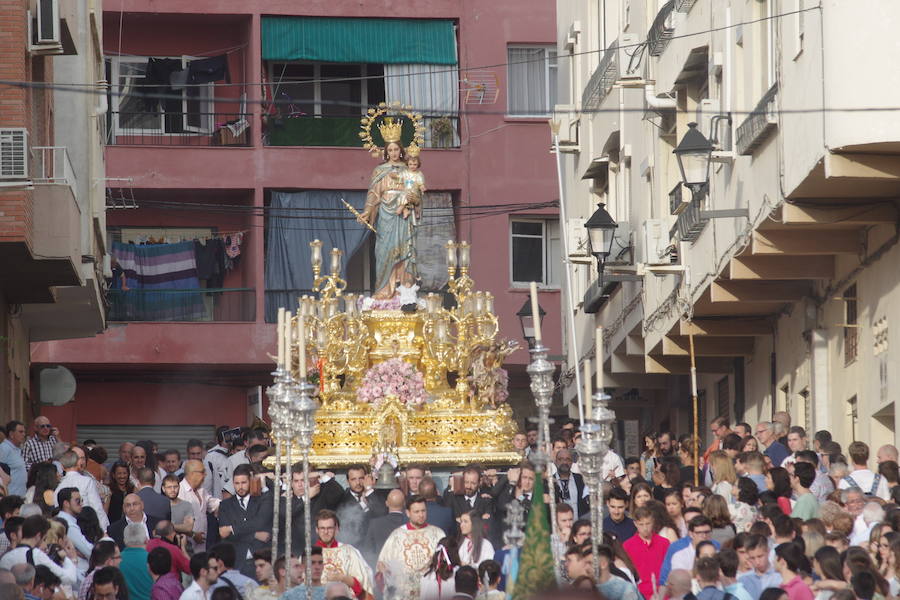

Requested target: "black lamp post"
[
  {"left": 516, "top": 298, "right": 546, "bottom": 350},
  {"left": 673, "top": 122, "right": 713, "bottom": 195},
  {"left": 584, "top": 203, "right": 618, "bottom": 288}
]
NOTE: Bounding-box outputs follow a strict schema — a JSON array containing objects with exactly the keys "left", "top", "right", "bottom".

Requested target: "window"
[
  {"left": 844, "top": 283, "right": 858, "bottom": 365},
  {"left": 109, "top": 57, "right": 214, "bottom": 135},
  {"left": 507, "top": 46, "right": 557, "bottom": 117},
  {"left": 269, "top": 63, "right": 384, "bottom": 117},
  {"left": 757, "top": 0, "right": 776, "bottom": 94},
  {"left": 510, "top": 219, "right": 560, "bottom": 287}
]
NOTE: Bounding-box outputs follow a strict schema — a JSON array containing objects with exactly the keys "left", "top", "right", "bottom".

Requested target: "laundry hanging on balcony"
[
  {"left": 110, "top": 241, "right": 204, "bottom": 321},
  {"left": 141, "top": 55, "right": 231, "bottom": 110}
]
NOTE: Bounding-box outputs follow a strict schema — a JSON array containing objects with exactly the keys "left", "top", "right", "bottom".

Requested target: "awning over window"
[{"left": 262, "top": 17, "right": 458, "bottom": 65}]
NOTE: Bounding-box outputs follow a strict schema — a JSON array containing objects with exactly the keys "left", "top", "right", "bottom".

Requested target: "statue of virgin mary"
[{"left": 357, "top": 117, "right": 422, "bottom": 300}]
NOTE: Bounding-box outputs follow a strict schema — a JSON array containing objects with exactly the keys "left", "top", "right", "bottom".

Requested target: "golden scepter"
[{"left": 342, "top": 198, "right": 377, "bottom": 234}]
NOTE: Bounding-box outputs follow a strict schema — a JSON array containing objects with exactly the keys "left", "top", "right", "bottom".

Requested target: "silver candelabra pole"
[
  {"left": 266, "top": 366, "right": 292, "bottom": 576},
  {"left": 294, "top": 379, "right": 319, "bottom": 600},
  {"left": 576, "top": 390, "right": 615, "bottom": 582},
  {"left": 526, "top": 342, "right": 560, "bottom": 581}
]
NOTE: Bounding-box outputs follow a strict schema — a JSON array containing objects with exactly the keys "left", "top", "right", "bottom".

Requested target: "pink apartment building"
[{"left": 32, "top": 0, "right": 561, "bottom": 447}]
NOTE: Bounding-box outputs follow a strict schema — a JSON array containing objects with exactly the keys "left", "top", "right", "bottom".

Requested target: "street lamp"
[
  {"left": 584, "top": 203, "right": 618, "bottom": 287},
  {"left": 516, "top": 299, "right": 546, "bottom": 350},
  {"left": 673, "top": 122, "right": 713, "bottom": 195}
]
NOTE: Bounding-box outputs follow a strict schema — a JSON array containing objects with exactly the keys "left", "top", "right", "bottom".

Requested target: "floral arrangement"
[{"left": 357, "top": 358, "right": 427, "bottom": 407}]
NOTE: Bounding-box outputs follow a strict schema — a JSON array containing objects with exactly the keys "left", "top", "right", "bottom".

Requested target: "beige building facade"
[{"left": 554, "top": 0, "right": 900, "bottom": 453}]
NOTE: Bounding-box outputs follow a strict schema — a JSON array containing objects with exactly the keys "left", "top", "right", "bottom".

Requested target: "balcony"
[
  {"left": 736, "top": 84, "right": 778, "bottom": 155},
  {"left": 107, "top": 288, "right": 256, "bottom": 322},
  {"left": 32, "top": 146, "right": 76, "bottom": 194},
  {"left": 108, "top": 112, "right": 252, "bottom": 147},
  {"left": 264, "top": 114, "right": 460, "bottom": 148},
  {"left": 648, "top": 0, "right": 677, "bottom": 57},
  {"left": 582, "top": 41, "right": 618, "bottom": 111}
]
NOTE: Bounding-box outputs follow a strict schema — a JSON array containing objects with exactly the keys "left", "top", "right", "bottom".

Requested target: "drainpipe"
[
  {"left": 645, "top": 82, "right": 677, "bottom": 109},
  {"left": 94, "top": 80, "right": 108, "bottom": 117}
]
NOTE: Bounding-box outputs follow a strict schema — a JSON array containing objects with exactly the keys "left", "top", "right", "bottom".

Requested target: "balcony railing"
[
  {"left": 648, "top": 0, "right": 677, "bottom": 56},
  {"left": 31, "top": 146, "right": 76, "bottom": 190},
  {"left": 675, "top": 0, "right": 698, "bottom": 12},
  {"left": 669, "top": 184, "right": 709, "bottom": 243},
  {"left": 264, "top": 114, "right": 460, "bottom": 148},
  {"left": 582, "top": 41, "right": 619, "bottom": 111},
  {"left": 108, "top": 112, "right": 252, "bottom": 146},
  {"left": 107, "top": 288, "right": 256, "bottom": 322},
  {"left": 736, "top": 83, "right": 778, "bottom": 155}
]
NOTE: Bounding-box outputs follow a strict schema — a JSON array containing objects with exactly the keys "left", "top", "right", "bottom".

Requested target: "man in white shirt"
[
  {"left": 179, "top": 459, "right": 221, "bottom": 553},
  {"left": 204, "top": 427, "right": 233, "bottom": 498},
  {"left": 55, "top": 487, "right": 93, "bottom": 571},
  {"left": 221, "top": 429, "right": 268, "bottom": 497},
  {"left": 180, "top": 551, "right": 221, "bottom": 600},
  {"left": 53, "top": 450, "right": 109, "bottom": 530},
  {"left": 838, "top": 441, "right": 890, "bottom": 500},
  {"left": 0, "top": 515, "right": 78, "bottom": 586}
]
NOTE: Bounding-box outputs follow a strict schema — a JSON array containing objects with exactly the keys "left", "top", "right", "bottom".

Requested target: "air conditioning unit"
[
  {"left": 617, "top": 33, "right": 643, "bottom": 80},
  {"left": 0, "top": 129, "right": 29, "bottom": 180},
  {"left": 642, "top": 219, "right": 671, "bottom": 266},
  {"left": 34, "top": 0, "right": 60, "bottom": 45},
  {"left": 566, "top": 217, "right": 589, "bottom": 259}
]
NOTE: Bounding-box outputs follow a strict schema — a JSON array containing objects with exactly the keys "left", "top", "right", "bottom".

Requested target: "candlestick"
[
  {"left": 446, "top": 241, "right": 457, "bottom": 268},
  {"left": 277, "top": 308, "right": 285, "bottom": 367},
  {"left": 298, "top": 313, "right": 307, "bottom": 379},
  {"left": 330, "top": 247, "right": 342, "bottom": 276},
  {"left": 529, "top": 282, "right": 542, "bottom": 343},
  {"left": 584, "top": 361, "right": 592, "bottom": 418},
  {"left": 595, "top": 326, "right": 604, "bottom": 389},
  {"left": 285, "top": 311, "right": 293, "bottom": 372}
]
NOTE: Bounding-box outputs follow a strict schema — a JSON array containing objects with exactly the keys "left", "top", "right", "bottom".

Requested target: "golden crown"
[
  {"left": 378, "top": 117, "right": 404, "bottom": 144},
  {"left": 406, "top": 142, "right": 421, "bottom": 158}
]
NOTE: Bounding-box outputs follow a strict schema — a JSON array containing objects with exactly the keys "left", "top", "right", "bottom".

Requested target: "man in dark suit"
[
  {"left": 420, "top": 477, "right": 456, "bottom": 537},
  {"left": 217, "top": 464, "right": 273, "bottom": 576},
  {"left": 276, "top": 462, "right": 344, "bottom": 554},
  {"left": 553, "top": 448, "right": 590, "bottom": 518},
  {"left": 108, "top": 493, "right": 160, "bottom": 549},
  {"left": 135, "top": 467, "right": 171, "bottom": 522},
  {"left": 363, "top": 488, "right": 407, "bottom": 566},
  {"left": 335, "top": 464, "right": 386, "bottom": 548},
  {"left": 444, "top": 465, "right": 495, "bottom": 519},
  {"left": 490, "top": 461, "right": 540, "bottom": 546}
]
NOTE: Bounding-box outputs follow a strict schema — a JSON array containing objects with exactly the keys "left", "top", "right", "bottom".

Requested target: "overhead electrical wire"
[{"left": 0, "top": 6, "right": 831, "bottom": 119}]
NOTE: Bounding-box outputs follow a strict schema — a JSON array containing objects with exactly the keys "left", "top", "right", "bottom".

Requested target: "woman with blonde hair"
[{"left": 709, "top": 450, "right": 738, "bottom": 501}]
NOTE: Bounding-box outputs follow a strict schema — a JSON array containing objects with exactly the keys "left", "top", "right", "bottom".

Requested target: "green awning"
[{"left": 262, "top": 17, "right": 457, "bottom": 65}]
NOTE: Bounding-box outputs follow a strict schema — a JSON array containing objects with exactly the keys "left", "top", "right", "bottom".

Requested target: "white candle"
[
  {"left": 595, "top": 326, "right": 604, "bottom": 389},
  {"left": 529, "top": 282, "right": 542, "bottom": 344},
  {"left": 298, "top": 313, "right": 307, "bottom": 379},
  {"left": 583, "top": 361, "right": 592, "bottom": 419},
  {"left": 285, "top": 311, "right": 293, "bottom": 372},
  {"left": 277, "top": 307, "right": 285, "bottom": 367}
]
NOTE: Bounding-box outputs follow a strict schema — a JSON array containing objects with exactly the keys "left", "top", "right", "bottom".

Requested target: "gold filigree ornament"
[{"left": 359, "top": 101, "right": 426, "bottom": 159}]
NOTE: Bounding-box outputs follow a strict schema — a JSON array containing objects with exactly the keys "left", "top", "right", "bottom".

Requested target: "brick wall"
[{"left": 0, "top": 0, "right": 46, "bottom": 251}]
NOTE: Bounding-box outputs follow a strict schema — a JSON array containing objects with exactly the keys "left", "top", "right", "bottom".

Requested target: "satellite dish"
[{"left": 39, "top": 366, "right": 76, "bottom": 406}]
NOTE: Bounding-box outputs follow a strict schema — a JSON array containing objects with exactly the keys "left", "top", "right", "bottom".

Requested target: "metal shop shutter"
[{"left": 76, "top": 425, "right": 216, "bottom": 455}]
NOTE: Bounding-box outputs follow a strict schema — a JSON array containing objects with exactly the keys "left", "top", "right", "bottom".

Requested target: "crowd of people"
[
  {"left": 548, "top": 411, "right": 900, "bottom": 600},
  {"left": 0, "top": 411, "right": 893, "bottom": 600}
]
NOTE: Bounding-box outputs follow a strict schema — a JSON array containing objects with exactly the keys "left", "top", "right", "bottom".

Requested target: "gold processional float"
[{"left": 269, "top": 102, "right": 521, "bottom": 468}]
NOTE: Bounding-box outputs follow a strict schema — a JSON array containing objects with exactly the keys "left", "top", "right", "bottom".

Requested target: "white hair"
[
  {"left": 325, "top": 581, "right": 354, "bottom": 599},
  {"left": 19, "top": 504, "right": 42, "bottom": 518},
  {"left": 123, "top": 522, "right": 148, "bottom": 547},
  {"left": 862, "top": 502, "right": 885, "bottom": 525}
]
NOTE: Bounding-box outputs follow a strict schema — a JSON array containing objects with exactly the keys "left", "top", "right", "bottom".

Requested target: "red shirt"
[
  {"left": 145, "top": 538, "right": 190, "bottom": 575},
  {"left": 622, "top": 534, "right": 670, "bottom": 599}
]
